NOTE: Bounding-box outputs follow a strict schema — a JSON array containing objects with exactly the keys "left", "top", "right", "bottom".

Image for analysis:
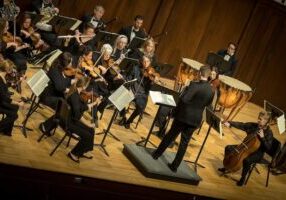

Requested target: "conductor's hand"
[{"left": 223, "top": 121, "right": 231, "bottom": 128}]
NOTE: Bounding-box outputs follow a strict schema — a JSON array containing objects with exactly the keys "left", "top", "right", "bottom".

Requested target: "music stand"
[
  {"left": 206, "top": 52, "right": 231, "bottom": 75},
  {"left": 48, "top": 15, "right": 79, "bottom": 35},
  {"left": 136, "top": 90, "right": 176, "bottom": 147},
  {"left": 264, "top": 100, "right": 285, "bottom": 134},
  {"left": 24, "top": 11, "right": 44, "bottom": 25},
  {"left": 118, "top": 57, "right": 139, "bottom": 73},
  {"left": 94, "top": 85, "right": 134, "bottom": 156},
  {"left": 185, "top": 107, "right": 222, "bottom": 172},
  {"left": 19, "top": 70, "right": 50, "bottom": 137},
  {"left": 94, "top": 30, "right": 119, "bottom": 46},
  {"left": 128, "top": 36, "right": 146, "bottom": 49}
]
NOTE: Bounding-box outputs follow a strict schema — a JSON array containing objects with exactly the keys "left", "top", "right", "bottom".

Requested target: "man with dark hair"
[
  {"left": 218, "top": 111, "right": 274, "bottom": 186},
  {"left": 217, "top": 42, "right": 238, "bottom": 76},
  {"left": 118, "top": 15, "right": 147, "bottom": 43},
  {"left": 152, "top": 66, "right": 213, "bottom": 172}
]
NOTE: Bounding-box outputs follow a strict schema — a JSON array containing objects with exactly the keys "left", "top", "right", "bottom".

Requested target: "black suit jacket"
[
  {"left": 118, "top": 25, "right": 147, "bottom": 43},
  {"left": 174, "top": 80, "right": 213, "bottom": 127},
  {"left": 81, "top": 14, "right": 105, "bottom": 32},
  {"left": 217, "top": 49, "right": 238, "bottom": 76}
]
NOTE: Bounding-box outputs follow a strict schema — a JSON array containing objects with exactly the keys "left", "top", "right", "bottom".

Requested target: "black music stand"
[
  {"left": 264, "top": 100, "right": 285, "bottom": 134},
  {"left": 128, "top": 36, "right": 146, "bottom": 49},
  {"left": 19, "top": 70, "right": 50, "bottom": 137},
  {"left": 24, "top": 11, "right": 44, "bottom": 25},
  {"left": 118, "top": 57, "right": 139, "bottom": 74},
  {"left": 94, "top": 30, "right": 119, "bottom": 46},
  {"left": 48, "top": 15, "right": 79, "bottom": 35},
  {"left": 136, "top": 91, "right": 176, "bottom": 148},
  {"left": 185, "top": 107, "right": 222, "bottom": 172},
  {"left": 94, "top": 84, "right": 134, "bottom": 156},
  {"left": 206, "top": 52, "right": 231, "bottom": 75}
]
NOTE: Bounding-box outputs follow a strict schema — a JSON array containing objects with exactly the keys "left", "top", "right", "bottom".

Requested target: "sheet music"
[
  {"left": 108, "top": 85, "right": 135, "bottom": 111},
  {"left": 70, "top": 19, "right": 82, "bottom": 31},
  {"left": 277, "top": 114, "right": 286, "bottom": 134},
  {"left": 27, "top": 70, "right": 50, "bottom": 97},
  {"left": 149, "top": 91, "right": 176, "bottom": 107}
]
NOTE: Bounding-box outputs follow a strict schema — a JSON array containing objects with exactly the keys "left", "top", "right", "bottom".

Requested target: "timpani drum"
[
  {"left": 174, "top": 58, "right": 204, "bottom": 91},
  {"left": 218, "top": 75, "right": 253, "bottom": 119}
]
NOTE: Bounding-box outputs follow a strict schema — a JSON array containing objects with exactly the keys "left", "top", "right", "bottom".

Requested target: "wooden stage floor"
[{"left": 0, "top": 67, "right": 285, "bottom": 200}]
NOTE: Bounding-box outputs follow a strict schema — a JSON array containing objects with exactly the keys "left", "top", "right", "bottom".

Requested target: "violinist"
[
  {"left": 19, "top": 13, "right": 50, "bottom": 52},
  {"left": 0, "top": 60, "right": 24, "bottom": 136},
  {"left": 0, "top": 19, "right": 29, "bottom": 74},
  {"left": 39, "top": 52, "right": 76, "bottom": 110},
  {"left": 41, "top": 77, "right": 100, "bottom": 163},
  {"left": 152, "top": 66, "right": 213, "bottom": 172},
  {"left": 120, "top": 55, "right": 157, "bottom": 129},
  {"left": 218, "top": 111, "right": 274, "bottom": 186},
  {"left": 118, "top": 15, "right": 147, "bottom": 43}
]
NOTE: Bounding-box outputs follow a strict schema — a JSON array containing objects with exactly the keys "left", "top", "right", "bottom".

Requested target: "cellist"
[{"left": 218, "top": 111, "right": 274, "bottom": 186}]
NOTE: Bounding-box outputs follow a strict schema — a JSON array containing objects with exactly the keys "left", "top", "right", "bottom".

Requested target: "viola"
[
  {"left": 2, "top": 32, "right": 23, "bottom": 47},
  {"left": 80, "top": 58, "right": 101, "bottom": 79},
  {"left": 63, "top": 66, "right": 84, "bottom": 79},
  {"left": 143, "top": 66, "right": 160, "bottom": 81}
]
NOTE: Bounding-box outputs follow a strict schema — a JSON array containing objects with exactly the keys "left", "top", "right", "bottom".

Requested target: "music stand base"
[
  {"left": 96, "top": 129, "right": 120, "bottom": 141},
  {"left": 184, "top": 160, "right": 206, "bottom": 172},
  {"left": 14, "top": 125, "right": 33, "bottom": 138},
  {"left": 136, "top": 137, "right": 157, "bottom": 148},
  {"left": 94, "top": 143, "right": 109, "bottom": 157}
]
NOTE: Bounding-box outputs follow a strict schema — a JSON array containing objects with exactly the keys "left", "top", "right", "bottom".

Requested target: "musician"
[
  {"left": 81, "top": 5, "right": 105, "bottom": 32},
  {"left": 0, "top": 60, "right": 23, "bottom": 136},
  {"left": 68, "top": 22, "right": 97, "bottom": 65},
  {"left": 30, "top": 0, "right": 59, "bottom": 15},
  {"left": 217, "top": 42, "right": 238, "bottom": 76},
  {"left": 218, "top": 111, "right": 274, "bottom": 186},
  {"left": 152, "top": 66, "right": 213, "bottom": 172},
  {"left": 120, "top": 55, "right": 156, "bottom": 129},
  {"left": 41, "top": 77, "right": 100, "bottom": 163},
  {"left": 39, "top": 52, "right": 76, "bottom": 110},
  {"left": 119, "top": 15, "right": 147, "bottom": 43},
  {"left": 209, "top": 66, "right": 220, "bottom": 92},
  {"left": 19, "top": 13, "right": 50, "bottom": 52},
  {"left": 129, "top": 38, "right": 159, "bottom": 71},
  {"left": 112, "top": 34, "right": 128, "bottom": 61},
  {"left": 0, "top": 19, "right": 29, "bottom": 74}
]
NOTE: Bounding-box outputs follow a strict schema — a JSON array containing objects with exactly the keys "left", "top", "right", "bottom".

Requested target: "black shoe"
[
  {"left": 168, "top": 163, "right": 178, "bottom": 172},
  {"left": 124, "top": 122, "right": 130, "bottom": 129},
  {"left": 67, "top": 152, "right": 80, "bottom": 163},
  {"left": 39, "top": 123, "right": 51, "bottom": 136},
  {"left": 236, "top": 177, "right": 245, "bottom": 186},
  {"left": 218, "top": 167, "right": 226, "bottom": 173},
  {"left": 152, "top": 152, "right": 159, "bottom": 160}
]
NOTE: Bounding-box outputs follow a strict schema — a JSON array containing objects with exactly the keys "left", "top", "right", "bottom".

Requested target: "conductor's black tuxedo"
[{"left": 153, "top": 80, "right": 213, "bottom": 170}]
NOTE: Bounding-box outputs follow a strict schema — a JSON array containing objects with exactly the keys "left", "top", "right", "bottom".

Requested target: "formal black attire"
[
  {"left": 81, "top": 14, "right": 105, "bottom": 32},
  {"left": 43, "top": 92, "right": 94, "bottom": 157},
  {"left": 217, "top": 49, "right": 238, "bottom": 76},
  {"left": 40, "top": 66, "right": 71, "bottom": 109},
  {"left": 0, "top": 76, "right": 19, "bottom": 136},
  {"left": 153, "top": 80, "right": 213, "bottom": 170},
  {"left": 224, "top": 122, "right": 273, "bottom": 181},
  {"left": 129, "top": 48, "right": 159, "bottom": 71},
  {"left": 118, "top": 25, "right": 147, "bottom": 43}
]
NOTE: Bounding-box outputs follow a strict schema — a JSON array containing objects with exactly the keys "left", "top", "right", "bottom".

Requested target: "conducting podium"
[
  {"left": 94, "top": 84, "right": 134, "bottom": 156},
  {"left": 136, "top": 90, "right": 176, "bottom": 147}
]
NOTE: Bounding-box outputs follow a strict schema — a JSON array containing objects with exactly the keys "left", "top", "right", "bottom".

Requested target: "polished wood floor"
[{"left": 0, "top": 67, "right": 286, "bottom": 200}]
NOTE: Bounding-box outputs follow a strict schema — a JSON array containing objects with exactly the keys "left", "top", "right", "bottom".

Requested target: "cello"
[{"left": 223, "top": 131, "right": 261, "bottom": 172}]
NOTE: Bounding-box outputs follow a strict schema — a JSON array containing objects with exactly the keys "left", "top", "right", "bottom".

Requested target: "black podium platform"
[{"left": 123, "top": 144, "right": 201, "bottom": 185}]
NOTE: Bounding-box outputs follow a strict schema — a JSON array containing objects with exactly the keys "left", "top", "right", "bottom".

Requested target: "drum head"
[
  {"left": 182, "top": 58, "right": 204, "bottom": 71},
  {"left": 219, "top": 75, "right": 252, "bottom": 92}
]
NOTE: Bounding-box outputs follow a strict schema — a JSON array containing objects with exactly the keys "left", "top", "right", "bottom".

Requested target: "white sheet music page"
[
  {"left": 277, "top": 114, "right": 286, "bottom": 134},
  {"left": 149, "top": 91, "right": 176, "bottom": 107},
  {"left": 27, "top": 69, "right": 50, "bottom": 97}
]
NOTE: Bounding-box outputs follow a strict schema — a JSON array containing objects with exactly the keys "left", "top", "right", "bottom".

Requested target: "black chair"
[
  {"left": 38, "top": 98, "right": 78, "bottom": 156},
  {"left": 245, "top": 138, "right": 281, "bottom": 187}
]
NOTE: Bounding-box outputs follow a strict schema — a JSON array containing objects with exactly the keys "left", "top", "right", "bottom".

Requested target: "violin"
[
  {"left": 80, "top": 58, "right": 101, "bottom": 79},
  {"left": 2, "top": 32, "right": 23, "bottom": 47},
  {"left": 143, "top": 66, "right": 160, "bottom": 81},
  {"left": 80, "top": 90, "right": 99, "bottom": 103},
  {"left": 63, "top": 66, "right": 84, "bottom": 79},
  {"left": 223, "top": 132, "right": 261, "bottom": 172},
  {"left": 22, "top": 26, "right": 50, "bottom": 51}
]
